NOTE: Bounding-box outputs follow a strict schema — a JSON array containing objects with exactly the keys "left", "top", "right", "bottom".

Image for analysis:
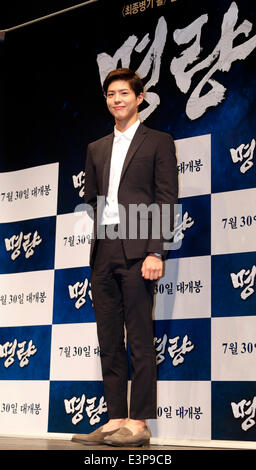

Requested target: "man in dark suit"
[{"left": 72, "top": 68, "right": 178, "bottom": 447}]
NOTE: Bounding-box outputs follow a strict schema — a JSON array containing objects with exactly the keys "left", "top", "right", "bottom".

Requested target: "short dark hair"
[{"left": 102, "top": 68, "right": 144, "bottom": 97}]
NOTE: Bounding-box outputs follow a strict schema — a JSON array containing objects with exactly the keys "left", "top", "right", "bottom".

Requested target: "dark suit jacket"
[{"left": 84, "top": 123, "right": 178, "bottom": 267}]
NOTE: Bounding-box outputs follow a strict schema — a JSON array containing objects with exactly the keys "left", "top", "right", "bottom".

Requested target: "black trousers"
[{"left": 91, "top": 230, "right": 157, "bottom": 420}]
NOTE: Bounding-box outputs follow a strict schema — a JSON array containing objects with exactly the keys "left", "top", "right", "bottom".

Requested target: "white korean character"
[
  {"left": 171, "top": 3, "right": 256, "bottom": 120},
  {"left": 168, "top": 334, "right": 194, "bottom": 366},
  {"left": 85, "top": 395, "right": 107, "bottom": 426},
  {"left": 231, "top": 396, "right": 256, "bottom": 431},
  {"left": 22, "top": 231, "right": 42, "bottom": 259},
  {"left": 0, "top": 340, "right": 18, "bottom": 368},
  {"left": 72, "top": 171, "right": 85, "bottom": 198},
  {"left": 230, "top": 139, "right": 255, "bottom": 174},
  {"left": 16, "top": 339, "right": 37, "bottom": 367},
  {"left": 154, "top": 334, "right": 167, "bottom": 365},
  {"left": 64, "top": 394, "right": 86, "bottom": 425},
  {"left": 4, "top": 232, "right": 23, "bottom": 260}
]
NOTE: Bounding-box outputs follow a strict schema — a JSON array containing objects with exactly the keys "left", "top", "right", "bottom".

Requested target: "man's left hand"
[{"left": 141, "top": 254, "right": 163, "bottom": 280}]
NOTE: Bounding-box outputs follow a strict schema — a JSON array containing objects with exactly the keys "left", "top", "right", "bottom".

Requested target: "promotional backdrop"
[{"left": 0, "top": 0, "right": 256, "bottom": 444}]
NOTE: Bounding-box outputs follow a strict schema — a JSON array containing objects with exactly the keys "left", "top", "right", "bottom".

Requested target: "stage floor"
[{"left": 0, "top": 436, "right": 218, "bottom": 450}]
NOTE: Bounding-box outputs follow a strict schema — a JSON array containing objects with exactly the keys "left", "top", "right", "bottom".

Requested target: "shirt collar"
[{"left": 114, "top": 119, "right": 140, "bottom": 142}]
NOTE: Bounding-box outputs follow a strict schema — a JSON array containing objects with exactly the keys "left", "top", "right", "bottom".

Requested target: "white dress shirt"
[{"left": 101, "top": 119, "right": 140, "bottom": 225}]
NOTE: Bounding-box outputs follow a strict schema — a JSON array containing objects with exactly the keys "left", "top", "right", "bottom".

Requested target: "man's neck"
[{"left": 115, "top": 116, "right": 139, "bottom": 133}]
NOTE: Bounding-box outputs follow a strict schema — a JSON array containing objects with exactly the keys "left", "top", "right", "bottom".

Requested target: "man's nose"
[{"left": 114, "top": 93, "right": 121, "bottom": 103}]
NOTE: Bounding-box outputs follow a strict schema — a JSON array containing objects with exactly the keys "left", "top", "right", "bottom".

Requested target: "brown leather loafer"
[
  {"left": 104, "top": 426, "right": 151, "bottom": 447},
  {"left": 72, "top": 425, "right": 121, "bottom": 445}
]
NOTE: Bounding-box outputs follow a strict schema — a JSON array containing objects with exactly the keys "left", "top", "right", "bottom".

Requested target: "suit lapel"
[
  {"left": 119, "top": 123, "right": 148, "bottom": 183},
  {"left": 102, "top": 123, "right": 148, "bottom": 195}
]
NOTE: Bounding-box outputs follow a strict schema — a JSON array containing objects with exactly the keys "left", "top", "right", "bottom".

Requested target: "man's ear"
[{"left": 137, "top": 92, "right": 144, "bottom": 107}]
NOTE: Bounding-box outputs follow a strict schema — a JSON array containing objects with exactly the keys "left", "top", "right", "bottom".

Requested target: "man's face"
[{"left": 106, "top": 80, "right": 143, "bottom": 125}]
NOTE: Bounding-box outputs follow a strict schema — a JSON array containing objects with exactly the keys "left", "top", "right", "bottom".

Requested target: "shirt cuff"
[{"left": 148, "top": 252, "right": 162, "bottom": 259}]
